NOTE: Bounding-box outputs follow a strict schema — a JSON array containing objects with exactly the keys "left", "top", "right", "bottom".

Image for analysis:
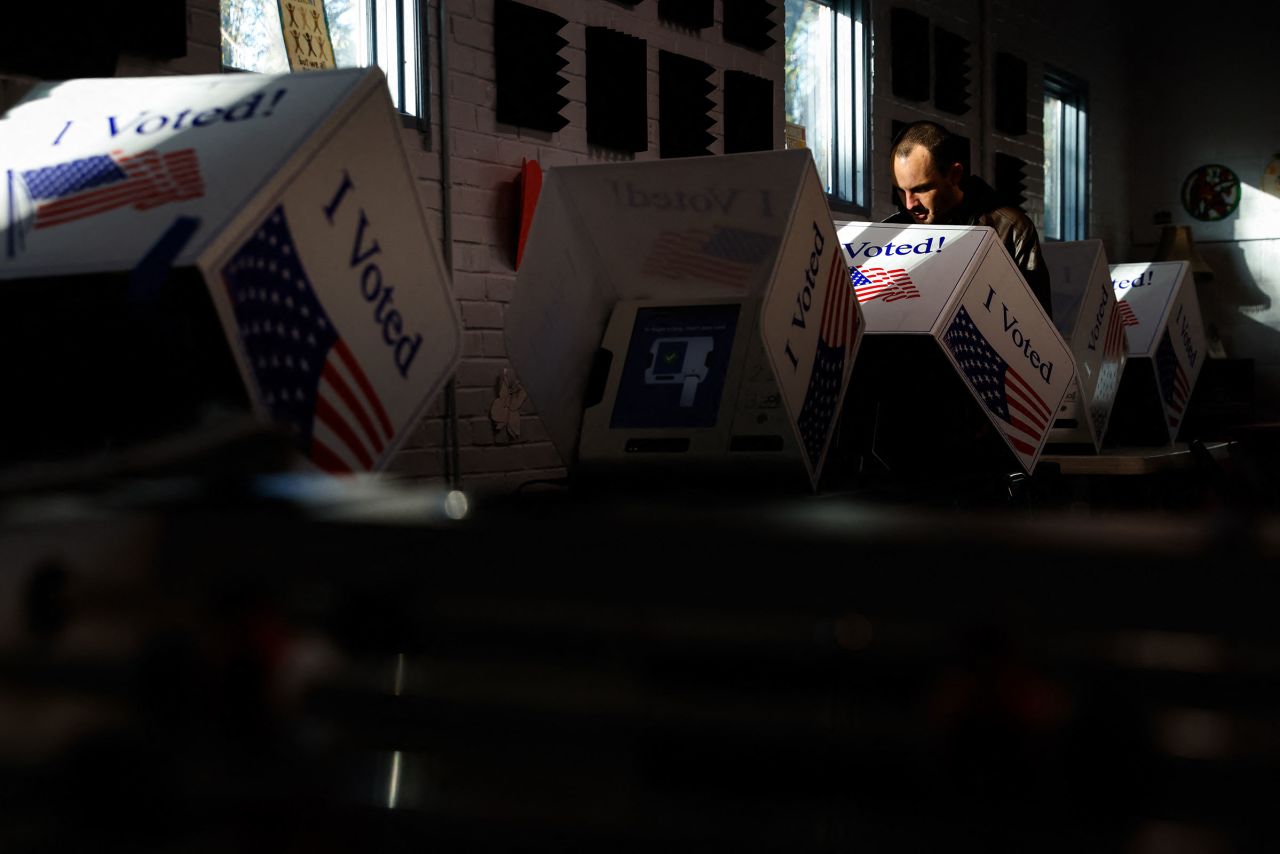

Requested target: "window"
[
  {"left": 221, "top": 0, "right": 425, "bottom": 119},
  {"left": 1043, "top": 69, "right": 1088, "bottom": 241},
  {"left": 784, "top": 0, "right": 869, "bottom": 213}
]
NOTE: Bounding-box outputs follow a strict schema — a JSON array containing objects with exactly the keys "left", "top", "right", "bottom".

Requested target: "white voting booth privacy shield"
[
  {"left": 505, "top": 150, "right": 863, "bottom": 489},
  {"left": 0, "top": 68, "right": 461, "bottom": 473},
  {"left": 1043, "top": 240, "right": 1127, "bottom": 449},
  {"left": 1109, "top": 261, "right": 1206, "bottom": 442},
  {"left": 835, "top": 221, "right": 1074, "bottom": 473}
]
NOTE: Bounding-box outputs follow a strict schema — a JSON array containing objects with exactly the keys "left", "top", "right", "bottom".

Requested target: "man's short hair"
[{"left": 891, "top": 120, "right": 967, "bottom": 177}]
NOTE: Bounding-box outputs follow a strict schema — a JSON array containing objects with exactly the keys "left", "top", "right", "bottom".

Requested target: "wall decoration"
[
  {"left": 723, "top": 71, "right": 773, "bottom": 154},
  {"left": 785, "top": 123, "right": 806, "bottom": 150},
  {"left": 659, "top": 0, "right": 713, "bottom": 29},
  {"left": 278, "top": 0, "right": 336, "bottom": 71},
  {"left": 514, "top": 159, "right": 543, "bottom": 270},
  {"left": 658, "top": 51, "right": 715, "bottom": 158},
  {"left": 495, "top": 0, "right": 570, "bottom": 132},
  {"left": 1262, "top": 154, "right": 1280, "bottom": 199},
  {"left": 933, "top": 28, "right": 971, "bottom": 115},
  {"left": 890, "top": 8, "right": 930, "bottom": 102},
  {"left": 723, "top": 0, "right": 777, "bottom": 53},
  {"left": 586, "top": 27, "right": 648, "bottom": 152},
  {"left": 994, "top": 52, "right": 1028, "bottom": 136},
  {"left": 490, "top": 369, "right": 529, "bottom": 442},
  {"left": 993, "top": 153, "right": 1028, "bottom": 208},
  {"left": 1181, "top": 164, "right": 1241, "bottom": 221}
]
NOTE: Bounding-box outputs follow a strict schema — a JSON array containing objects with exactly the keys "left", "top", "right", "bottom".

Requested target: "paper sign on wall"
[{"left": 279, "top": 0, "right": 337, "bottom": 71}]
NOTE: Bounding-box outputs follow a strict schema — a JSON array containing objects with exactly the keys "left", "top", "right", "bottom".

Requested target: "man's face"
[{"left": 893, "top": 146, "right": 964, "bottom": 224}]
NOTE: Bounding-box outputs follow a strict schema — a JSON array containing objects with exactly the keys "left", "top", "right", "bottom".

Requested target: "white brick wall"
[
  {"left": 3, "top": 0, "right": 1150, "bottom": 487},
  {"left": 1, "top": 1, "right": 224, "bottom": 110},
  {"left": 118, "top": 0, "right": 225, "bottom": 77},
  {"left": 869, "top": 0, "right": 1130, "bottom": 264},
  {"left": 383, "top": 0, "right": 786, "bottom": 493}
]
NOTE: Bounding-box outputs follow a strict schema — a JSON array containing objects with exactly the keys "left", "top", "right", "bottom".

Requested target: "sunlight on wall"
[
  {"left": 1232, "top": 183, "right": 1280, "bottom": 242},
  {"left": 1225, "top": 184, "right": 1280, "bottom": 326}
]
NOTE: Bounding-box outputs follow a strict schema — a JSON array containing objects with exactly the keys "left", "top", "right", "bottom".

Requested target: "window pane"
[
  {"left": 784, "top": 0, "right": 835, "bottom": 195},
  {"left": 1043, "top": 93, "right": 1061, "bottom": 240},
  {"left": 221, "top": 0, "right": 421, "bottom": 117},
  {"left": 1044, "top": 71, "right": 1088, "bottom": 241},
  {"left": 401, "top": 0, "right": 419, "bottom": 115},
  {"left": 222, "top": 0, "right": 289, "bottom": 73},
  {"left": 327, "top": 0, "right": 369, "bottom": 67},
  {"left": 851, "top": 6, "right": 866, "bottom": 204}
]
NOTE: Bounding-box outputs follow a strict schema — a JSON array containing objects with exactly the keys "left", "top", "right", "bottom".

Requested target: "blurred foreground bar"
[{"left": 2, "top": 479, "right": 1280, "bottom": 853}]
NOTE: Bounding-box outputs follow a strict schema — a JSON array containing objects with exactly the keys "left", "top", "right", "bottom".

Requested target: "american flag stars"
[
  {"left": 221, "top": 206, "right": 393, "bottom": 472},
  {"left": 944, "top": 306, "right": 1052, "bottom": 459}
]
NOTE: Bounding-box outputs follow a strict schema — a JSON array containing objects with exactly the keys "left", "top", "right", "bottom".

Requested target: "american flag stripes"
[
  {"left": 796, "top": 248, "right": 859, "bottom": 467},
  {"left": 851, "top": 266, "right": 921, "bottom": 303},
  {"left": 1102, "top": 299, "right": 1130, "bottom": 360},
  {"left": 19, "top": 148, "right": 204, "bottom": 230},
  {"left": 944, "top": 306, "right": 1053, "bottom": 458},
  {"left": 1155, "top": 329, "right": 1190, "bottom": 429},
  {"left": 641, "top": 226, "right": 778, "bottom": 288},
  {"left": 221, "top": 206, "right": 394, "bottom": 473},
  {"left": 1115, "top": 298, "right": 1139, "bottom": 331}
]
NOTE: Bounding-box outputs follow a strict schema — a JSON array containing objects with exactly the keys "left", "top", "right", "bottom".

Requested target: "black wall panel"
[
  {"left": 659, "top": 51, "right": 716, "bottom": 158},
  {"left": 723, "top": 0, "right": 777, "bottom": 52},
  {"left": 586, "top": 27, "right": 648, "bottom": 152},
  {"left": 724, "top": 71, "right": 773, "bottom": 154},
  {"left": 495, "top": 0, "right": 571, "bottom": 132}
]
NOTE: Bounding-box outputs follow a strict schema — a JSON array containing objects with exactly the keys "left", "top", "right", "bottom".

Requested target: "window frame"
[
  {"left": 1043, "top": 67, "right": 1088, "bottom": 242},
  {"left": 784, "top": 0, "right": 871, "bottom": 217},
  {"left": 220, "top": 0, "right": 428, "bottom": 131}
]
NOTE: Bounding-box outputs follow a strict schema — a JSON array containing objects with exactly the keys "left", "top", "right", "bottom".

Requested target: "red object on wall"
[{"left": 515, "top": 158, "right": 542, "bottom": 270}]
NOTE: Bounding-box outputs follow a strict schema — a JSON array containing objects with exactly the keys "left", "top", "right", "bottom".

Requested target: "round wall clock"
[
  {"left": 1263, "top": 154, "right": 1280, "bottom": 200},
  {"left": 1180, "top": 163, "right": 1241, "bottom": 221}
]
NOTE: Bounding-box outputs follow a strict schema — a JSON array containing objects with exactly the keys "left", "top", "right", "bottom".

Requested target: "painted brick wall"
[
  {"left": 385, "top": 0, "right": 787, "bottom": 495},
  {"left": 868, "top": 0, "right": 1131, "bottom": 266},
  {"left": 1123, "top": 7, "right": 1280, "bottom": 418},
  {"left": 0, "top": 1, "right": 224, "bottom": 110},
  {"left": 3, "top": 0, "right": 1143, "bottom": 491}
]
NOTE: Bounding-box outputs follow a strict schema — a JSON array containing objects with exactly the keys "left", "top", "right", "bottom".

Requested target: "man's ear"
[{"left": 946, "top": 162, "right": 965, "bottom": 186}]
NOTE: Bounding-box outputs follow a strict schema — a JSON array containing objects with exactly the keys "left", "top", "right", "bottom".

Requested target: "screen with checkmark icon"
[{"left": 610, "top": 304, "right": 740, "bottom": 429}]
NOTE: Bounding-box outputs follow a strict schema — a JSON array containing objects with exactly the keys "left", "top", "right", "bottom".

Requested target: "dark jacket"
[{"left": 887, "top": 176, "right": 1052, "bottom": 319}]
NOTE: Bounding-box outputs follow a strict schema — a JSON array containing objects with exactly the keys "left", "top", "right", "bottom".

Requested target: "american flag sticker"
[
  {"left": 221, "top": 205, "right": 394, "bottom": 473},
  {"left": 796, "top": 247, "right": 860, "bottom": 468},
  {"left": 641, "top": 226, "right": 779, "bottom": 288},
  {"left": 1115, "top": 299, "right": 1139, "bottom": 331},
  {"left": 1155, "top": 329, "right": 1190, "bottom": 429},
  {"left": 1102, "top": 301, "right": 1131, "bottom": 361},
  {"left": 944, "top": 305, "right": 1053, "bottom": 460},
  {"left": 14, "top": 148, "right": 204, "bottom": 232},
  {"left": 851, "top": 266, "right": 921, "bottom": 303}
]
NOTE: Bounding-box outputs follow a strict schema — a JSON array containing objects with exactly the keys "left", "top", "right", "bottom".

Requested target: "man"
[{"left": 886, "top": 121, "right": 1052, "bottom": 318}]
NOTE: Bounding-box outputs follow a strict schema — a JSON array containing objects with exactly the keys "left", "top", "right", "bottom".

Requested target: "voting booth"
[
  {"left": 1105, "top": 261, "right": 1207, "bottom": 445},
  {"left": 0, "top": 68, "right": 461, "bottom": 473},
  {"left": 831, "top": 221, "right": 1074, "bottom": 476},
  {"left": 505, "top": 150, "right": 863, "bottom": 490},
  {"left": 1042, "top": 240, "right": 1127, "bottom": 450}
]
